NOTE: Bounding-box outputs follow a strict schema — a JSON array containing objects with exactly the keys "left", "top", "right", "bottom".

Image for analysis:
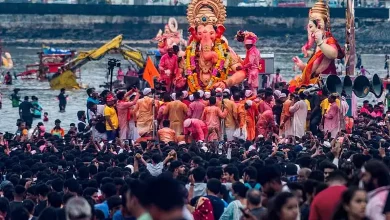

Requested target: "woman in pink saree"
[{"left": 256, "top": 110, "right": 275, "bottom": 137}]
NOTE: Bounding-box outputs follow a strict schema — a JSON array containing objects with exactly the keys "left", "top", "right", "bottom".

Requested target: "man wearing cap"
[
  {"left": 215, "top": 88, "right": 223, "bottom": 106},
  {"left": 133, "top": 88, "right": 160, "bottom": 137},
  {"left": 104, "top": 94, "right": 119, "bottom": 141},
  {"left": 182, "top": 91, "right": 191, "bottom": 107},
  {"left": 188, "top": 92, "right": 206, "bottom": 120},
  {"left": 245, "top": 90, "right": 256, "bottom": 101},
  {"left": 163, "top": 91, "right": 188, "bottom": 136},
  {"left": 158, "top": 47, "right": 178, "bottom": 92},
  {"left": 245, "top": 100, "right": 258, "bottom": 141},
  {"left": 242, "top": 36, "right": 261, "bottom": 95},
  {"left": 218, "top": 89, "right": 236, "bottom": 141},
  {"left": 232, "top": 92, "right": 247, "bottom": 140},
  {"left": 183, "top": 119, "right": 208, "bottom": 142}
]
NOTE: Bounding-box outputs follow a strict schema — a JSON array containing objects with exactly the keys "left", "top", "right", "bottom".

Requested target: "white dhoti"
[
  {"left": 233, "top": 126, "right": 247, "bottom": 140},
  {"left": 225, "top": 127, "right": 236, "bottom": 141},
  {"left": 128, "top": 120, "right": 140, "bottom": 141},
  {"left": 92, "top": 128, "right": 107, "bottom": 141}
]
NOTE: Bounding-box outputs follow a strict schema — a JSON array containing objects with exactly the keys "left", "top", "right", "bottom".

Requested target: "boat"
[{"left": 17, "top": 46, "right": 76, "bottom": 79}]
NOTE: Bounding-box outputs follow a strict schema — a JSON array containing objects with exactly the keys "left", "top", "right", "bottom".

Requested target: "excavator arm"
[
  {"left": 65, "top": 35, "right": 123, "bottom": 71},
  {"left": 50, "top": 35, "right": 146, "bottom": 90},
  {"left": 120, "top": 44, "right": 144, "bottom": 68}
]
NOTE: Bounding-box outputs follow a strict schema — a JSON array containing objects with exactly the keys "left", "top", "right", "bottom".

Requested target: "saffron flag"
[{"left": 143, "top": 57, "right": 160, "bottom": 89}]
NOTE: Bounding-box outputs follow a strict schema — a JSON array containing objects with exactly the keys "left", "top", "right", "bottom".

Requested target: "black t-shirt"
[
  {"left": 78, "top": 121, "right": 87, "bottom": 133},
  {"left": 273, "top": 104, "right": 283, "bottom": 125},
  {"left": 310, "top": 94, "right": 321, "bottom": 117},
  {"left": 58, "top": 93, "right": 67, "bottom": 105},
  {"left": 19, "top": 101, "right": 33, "bottom": 116},
  {"left": 34, "top": 200, "right": 47, "bottom": 216},
  {"left": 9, "top": 201, "right": 23, "bottom": 213},
  {"left": 191, "top": 195, "right": 225, "bottom": 220}
]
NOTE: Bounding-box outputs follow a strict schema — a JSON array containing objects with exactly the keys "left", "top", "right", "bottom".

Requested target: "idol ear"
[{"left": 216, "top": 25, "right": 226, "bottom": 37}]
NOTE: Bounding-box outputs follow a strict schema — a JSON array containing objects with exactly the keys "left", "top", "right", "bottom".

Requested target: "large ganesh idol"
[
  {"left": 154, "top": 17, "right": 187, "bottom": 56},
  {"left": 290, "top": 0, "right": 344, "bottom": 90},
  {"left": 184, "top": 0, "right": 246, "bottom": 93}
]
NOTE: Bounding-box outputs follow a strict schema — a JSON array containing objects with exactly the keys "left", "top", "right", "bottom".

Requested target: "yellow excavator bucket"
[
  {"left": 121, "top": 50, "right": 144, "bottom": 68},
  {"left": 49, "top": 70, "right": 80, "bottom": 90}
]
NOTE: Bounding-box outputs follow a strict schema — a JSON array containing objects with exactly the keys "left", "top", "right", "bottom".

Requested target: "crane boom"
[{"left": 50, "top": 35, "right": 145, "bottom": 90}]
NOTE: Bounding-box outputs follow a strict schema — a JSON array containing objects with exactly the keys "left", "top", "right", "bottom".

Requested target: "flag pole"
[
  {"left": 143, "top": 56, "right": 160, "bottom": 143},
  {"left": 152, "top": 85, "right": 156, "bottom": 142}
]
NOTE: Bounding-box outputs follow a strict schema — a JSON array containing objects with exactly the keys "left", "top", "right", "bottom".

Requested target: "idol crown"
[
  {"left": 310, "top": 0, "right": 329, "bottom": 19},
  {"left": 187, "top": 0, "right": 227, "bottom": 27}
]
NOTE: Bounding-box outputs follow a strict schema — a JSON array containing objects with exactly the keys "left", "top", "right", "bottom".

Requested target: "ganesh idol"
[
  {"left": 154, "top": 17, "right": 187, "bottom": 56},
  {"left": 183, "top": 0, "right": 246, "bottom": 93},
  {"left": 290, "top": 0, "right": 344, "bottom": 91}
]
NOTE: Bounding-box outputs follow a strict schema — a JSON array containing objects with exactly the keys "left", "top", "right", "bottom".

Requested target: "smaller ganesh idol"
[
  {"left": 289, "top": 0, "right": 344, "bottom": 91},
  {"left": 235, "top": 31, "right": 261, "bottom": 94},
  {"left": 184, "top": 0, "right": 246, "bottom": 94},
  {"left": 154, "top": 17, "right": 187, "bottom": 56}
]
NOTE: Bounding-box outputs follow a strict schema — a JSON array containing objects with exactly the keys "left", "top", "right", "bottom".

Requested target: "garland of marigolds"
[{"left": 185, "top": 39, "right": 230, "bottom": 93}]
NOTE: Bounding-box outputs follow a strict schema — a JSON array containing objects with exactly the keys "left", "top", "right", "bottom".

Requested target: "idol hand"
[
  {"left": 212, "top": 82, "right": 227, "bottom": 90},
  {"left": 292, "top": 56, "right": 305, "bottom": 70},
  {"left": 314, "top": 30, "right": 324, "bottom": 44}
]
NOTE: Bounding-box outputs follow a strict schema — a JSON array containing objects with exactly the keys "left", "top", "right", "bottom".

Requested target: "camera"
[{"left": 108, "top": 58, "right": 121, "bottom": 68}]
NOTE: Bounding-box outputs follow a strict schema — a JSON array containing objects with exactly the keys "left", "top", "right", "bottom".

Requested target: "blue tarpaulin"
[{"left": 43, "top": 47, "right": 72, "bottom": 55}]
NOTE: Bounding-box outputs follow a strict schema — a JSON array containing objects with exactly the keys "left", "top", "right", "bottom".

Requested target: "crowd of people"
[{"left": 1, "top": 78, "right": 390, "bottom": 220}]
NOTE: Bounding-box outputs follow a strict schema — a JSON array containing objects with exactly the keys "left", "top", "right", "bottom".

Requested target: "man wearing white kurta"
[{"left": 289, "top": 94, "right": 308, "bottom": 139}]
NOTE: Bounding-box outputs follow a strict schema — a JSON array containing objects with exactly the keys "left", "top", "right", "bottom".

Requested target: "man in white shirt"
[
  {"left": 271, "top": 68, "right": 283, "bottom": 90},
  {"left": 336, "top": 60, "right": 344, "bottom": 75}
]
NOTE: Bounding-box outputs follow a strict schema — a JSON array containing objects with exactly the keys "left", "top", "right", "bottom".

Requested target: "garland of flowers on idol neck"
[{"left": 185, "top": 39, "right": 229, "bottom": 79}]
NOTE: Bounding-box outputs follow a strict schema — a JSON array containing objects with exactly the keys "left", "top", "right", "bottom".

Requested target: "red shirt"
[{"left": 309, "top": 185, "right": 347, "bottom": 220}]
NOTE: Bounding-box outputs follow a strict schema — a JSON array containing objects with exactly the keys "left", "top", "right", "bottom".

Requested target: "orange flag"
[{"left": 143, "top": 57, "right": 160, "bottom": 89}]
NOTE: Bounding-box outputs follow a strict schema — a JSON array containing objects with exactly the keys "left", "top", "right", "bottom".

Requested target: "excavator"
[{"left": 49, "top": 35, "right": 145, "bottom": 90}]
